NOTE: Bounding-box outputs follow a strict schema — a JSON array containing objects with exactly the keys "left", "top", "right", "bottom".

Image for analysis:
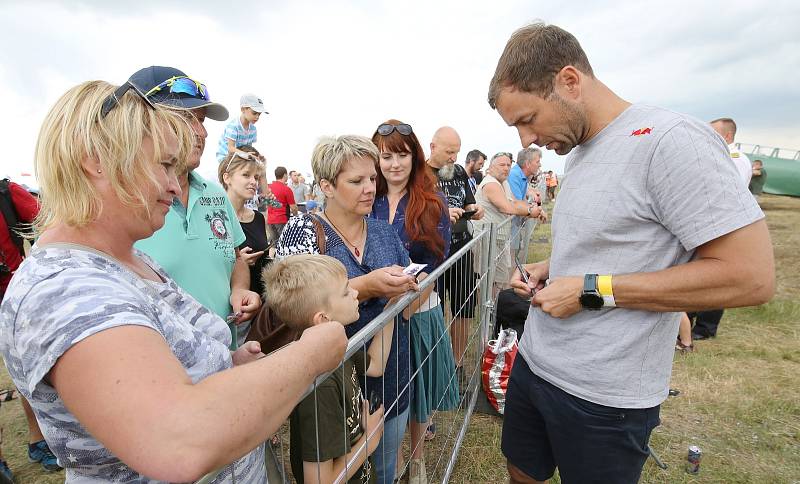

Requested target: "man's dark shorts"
[
  {"left": 501, "top": 357, "right": 661, "bottom": 483},
  {"left": 438, "top": 234, "right": 478, "bottom": 319}
]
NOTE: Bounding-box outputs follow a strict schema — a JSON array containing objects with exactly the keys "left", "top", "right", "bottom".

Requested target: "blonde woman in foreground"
[{"left": 0, "top": 80, "right": 346, "bottom": 482}]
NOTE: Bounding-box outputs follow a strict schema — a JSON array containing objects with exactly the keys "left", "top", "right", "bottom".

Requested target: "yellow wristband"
[{"left": 597, "top": 275, "right": 613, "bottom": 297}]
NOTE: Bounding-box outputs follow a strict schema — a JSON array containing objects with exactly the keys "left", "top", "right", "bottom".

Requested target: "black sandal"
[
  {"left": 0, "top": 389, "right": 18, "bottom": 403},
  {"left": 675, "top": 338, "right": 694, "bottom": 353}
]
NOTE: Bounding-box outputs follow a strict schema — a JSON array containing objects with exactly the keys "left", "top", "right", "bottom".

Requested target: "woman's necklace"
[
  {"left": 324, "top": 211, "right": 365, "bottom": 257},
  {"left": 232, "top": 195, "right": 253, "bottom": 223},
  {"left": 236, "top": 207, "right": 253, "bottom": 223}
]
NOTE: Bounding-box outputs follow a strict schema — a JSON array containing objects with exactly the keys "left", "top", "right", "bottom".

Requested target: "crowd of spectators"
[
  {"left": 0, "top": 63, "right": 549, "bottom": 483},
  {"left": 0, "top": 21, "right": 774, "bottom": 484}
]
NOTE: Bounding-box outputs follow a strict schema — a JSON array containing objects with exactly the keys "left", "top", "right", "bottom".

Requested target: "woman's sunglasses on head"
[
  {"left": 225, "top": 152, "right": 261, "bottom": 173},
  {"left": 376, "top": 123, "right": 413, "bottom": 136}
]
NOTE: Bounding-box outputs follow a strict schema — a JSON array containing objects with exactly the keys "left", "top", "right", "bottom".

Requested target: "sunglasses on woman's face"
[{"left": 376, "top": 123, "right": 413, "bottom": 136}]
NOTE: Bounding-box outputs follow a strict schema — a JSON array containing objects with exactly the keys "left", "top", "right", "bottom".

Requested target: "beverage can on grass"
[{"left": 686, "top": 445, "right": 702, "bottom": 474}]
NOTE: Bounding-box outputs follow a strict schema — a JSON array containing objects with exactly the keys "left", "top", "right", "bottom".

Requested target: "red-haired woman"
[{"left": 371, "top": 120, "right": 458, "bottom": 483}]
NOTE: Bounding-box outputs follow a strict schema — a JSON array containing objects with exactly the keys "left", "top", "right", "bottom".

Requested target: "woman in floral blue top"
[{"left": 371, "top": 120, "right": 459, "bottom": 483}]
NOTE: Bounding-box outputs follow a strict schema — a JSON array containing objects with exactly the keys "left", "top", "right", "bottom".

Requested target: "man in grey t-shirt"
[
  {"left": 487, "top": 23, "right": 774, "bottom": 484},
  {"left": 288, "top": 170, "right": 310, "bottom": 204}
]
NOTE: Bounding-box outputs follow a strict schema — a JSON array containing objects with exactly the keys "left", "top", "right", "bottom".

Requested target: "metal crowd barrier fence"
[{"left": 197, "top": 213, "right": 537, "bottom": 484}]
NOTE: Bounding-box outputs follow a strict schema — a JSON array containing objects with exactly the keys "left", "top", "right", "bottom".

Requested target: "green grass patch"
[
  {"left": 1, "top": 196, "right": 798, "bottom": 483},
  {"left": 447, "top": 195, "right": 800, "bottom": 483}
]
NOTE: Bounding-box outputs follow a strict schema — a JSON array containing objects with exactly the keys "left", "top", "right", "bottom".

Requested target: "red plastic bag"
[{"left": 481, "top": 328, "right": 518, "bottom": 415}]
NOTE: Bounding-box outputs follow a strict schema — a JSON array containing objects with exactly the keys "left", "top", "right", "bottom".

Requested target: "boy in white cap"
[{"left": 216, "top": 93, "right": 269, "bottom": 162}]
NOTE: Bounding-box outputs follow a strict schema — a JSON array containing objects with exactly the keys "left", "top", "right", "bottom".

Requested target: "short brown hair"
[
  {"left": 488, "top": 22, "right": 594, "bottom": 109},
  {"left": 262, "top": 254, "right": 348, "bottom": 330},
  {"left": 710, "top": 117, "right": 737, "bottom": 137},
  {"left": 217, "top": 145, "right": 264, "bottom": 189},
  {"left": 465, "top": 149, "right": 486, "bottom": 164}
]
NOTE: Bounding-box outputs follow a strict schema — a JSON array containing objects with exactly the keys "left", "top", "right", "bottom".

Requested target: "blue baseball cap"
[{"left": 126, "top": 66, "right": 229, "bottom": 121}]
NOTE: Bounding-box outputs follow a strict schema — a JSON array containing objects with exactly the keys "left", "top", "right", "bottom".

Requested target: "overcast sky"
[{"left": 2, "top": 0, "right": 798, "bottom": 187}]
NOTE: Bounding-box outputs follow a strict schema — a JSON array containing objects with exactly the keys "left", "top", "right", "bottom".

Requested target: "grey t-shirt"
[
  {"left": 0, "top": 245, "right": 266, "bottom": 483},
  {"left": 518, "top": 104, "right": 764, "bottom": 409},
  {"left": 289, "top": 181, "right": 309, "bottom": 204}
]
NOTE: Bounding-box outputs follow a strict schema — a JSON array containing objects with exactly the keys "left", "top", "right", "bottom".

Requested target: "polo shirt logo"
[
  {"left": 630, "top": 127, "right": 653, "bottom": 136},
  {"left": 205, "top": 210, "right": 230, "bottom": 240},
  {"left": 198, "top": 196, "right": 227, "bottom": 206}
]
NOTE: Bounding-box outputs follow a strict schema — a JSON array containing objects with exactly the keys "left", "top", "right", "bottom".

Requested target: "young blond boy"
[{"left": 263, "top": 255, "right": 393, "bottom": 484}]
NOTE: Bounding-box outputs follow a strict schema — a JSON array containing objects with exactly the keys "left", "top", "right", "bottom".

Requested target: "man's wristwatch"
[
  {"left": 579, "top": 274, "right": 604, "bottom": 310},
  {"left": 527, "top": 206, "right": 533, "bottom": 216}
]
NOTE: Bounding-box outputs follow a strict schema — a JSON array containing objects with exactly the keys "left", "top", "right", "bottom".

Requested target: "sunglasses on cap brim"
[
  {"left": 100, "top": 76, "right": 210, "bottom": 118},
  {"left": 376, "top": 123, "right": 413, "bottom": 136}
]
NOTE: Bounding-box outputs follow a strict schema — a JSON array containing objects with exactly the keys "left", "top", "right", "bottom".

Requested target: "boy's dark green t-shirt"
[{"left": 290, "top": 352, "right": 375, "bottom": 484}]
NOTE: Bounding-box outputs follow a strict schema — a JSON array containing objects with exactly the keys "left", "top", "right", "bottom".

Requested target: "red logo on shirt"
[
  {"left": 205, "top": 210, "right": 230, "bottom": 240},
  {"left": 631, "top": 127, "right": 653, "bottom": 136}
]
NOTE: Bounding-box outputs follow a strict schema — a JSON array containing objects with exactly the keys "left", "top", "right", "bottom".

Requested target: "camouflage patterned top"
[{"left": 0, "top": 244, "right": 266, "bottom": 483}]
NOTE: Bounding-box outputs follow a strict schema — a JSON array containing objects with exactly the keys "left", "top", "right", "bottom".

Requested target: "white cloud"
[{"left": 1, "top": 0, "right": 798, "bottom": 185}]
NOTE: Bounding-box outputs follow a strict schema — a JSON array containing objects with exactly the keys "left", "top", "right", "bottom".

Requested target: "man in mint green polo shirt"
[{"left": 131, "top": 66, "right": 262, "bottom": 348}]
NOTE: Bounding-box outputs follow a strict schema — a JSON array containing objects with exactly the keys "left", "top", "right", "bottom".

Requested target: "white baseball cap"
[{"left": 240, "top": 93, "right": 269, "bottom": 114}]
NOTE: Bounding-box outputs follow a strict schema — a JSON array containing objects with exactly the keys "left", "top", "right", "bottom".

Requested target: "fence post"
[
  {"left": 197, "top": 222, "right": 517, "bottom": 484},
  {"left": 481, "top": 221, "right": 499, "bottom": 352},
  {"left": 441, "top": 223, "right": 498, "bottom": 484}
]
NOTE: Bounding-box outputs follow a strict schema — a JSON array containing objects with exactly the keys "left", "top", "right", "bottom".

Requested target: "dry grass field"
[
  {"left": 449, "top": 194, "right": 800, "bottom": 483},
  {"left": 0, "top": 194, "right": 798, "bottom": 483}
]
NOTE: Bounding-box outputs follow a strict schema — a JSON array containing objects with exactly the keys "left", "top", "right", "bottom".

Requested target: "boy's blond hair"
[{"left": 262, "top": 254, "right": 348, "bottom": 330}]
